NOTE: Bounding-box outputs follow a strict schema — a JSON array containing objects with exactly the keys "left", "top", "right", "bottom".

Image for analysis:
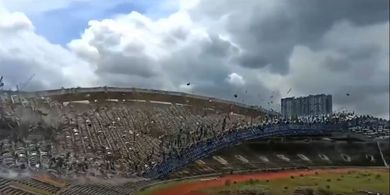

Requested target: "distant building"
[{"left": 281, "top": 94, "right": 332, "bottom": 118}]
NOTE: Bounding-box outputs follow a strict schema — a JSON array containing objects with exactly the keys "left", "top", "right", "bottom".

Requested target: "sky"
[{"left": 0, "top": 0, "right": 389, "bottom": 118}]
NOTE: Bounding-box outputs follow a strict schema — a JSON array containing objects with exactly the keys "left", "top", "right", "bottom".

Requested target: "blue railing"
[{"left": 144, "top": 123, "right": 344, "bottom": 178}]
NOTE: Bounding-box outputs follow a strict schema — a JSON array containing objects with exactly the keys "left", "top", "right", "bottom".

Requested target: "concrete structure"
[
  {"left": 1, "top": 87, "right": 279, "bottom": 117},
  {"left": 281, "top": 94, "right": 332, "bottom": 118},
  {"left": 0, "top": 87, "right": 388, "bottom": 193}
]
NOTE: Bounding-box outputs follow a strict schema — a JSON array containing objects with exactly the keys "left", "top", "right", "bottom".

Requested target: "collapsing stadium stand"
[{"left": 0, "top": 87, "right": 388, "bottom": 194}]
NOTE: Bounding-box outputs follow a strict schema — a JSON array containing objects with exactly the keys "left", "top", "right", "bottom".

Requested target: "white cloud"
[
  {"left": 226, "top": 73, "right": 245, "bottom": 86},
  {"left": 0, "top": 5, "right": 97, "bottom": 90},
  {"left": 68, "top": 10, "right": 214, "bottom": 90},
  {"left": 67, "top": 1, "right": 389, "bottom": 117},
  {"left": 0, "top": 0, "right": 388, "bottom": 118},
  {"left": 0, "top": 11, "right": 33, "bottom": 31}
]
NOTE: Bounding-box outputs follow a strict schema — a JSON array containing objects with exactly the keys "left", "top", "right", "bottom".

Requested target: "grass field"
[
  {"left": 204, "top": 169, "right": 389, "bottom": 195},
  {"left": 136, "top": 168, "right": 389, "bottom": 195}
]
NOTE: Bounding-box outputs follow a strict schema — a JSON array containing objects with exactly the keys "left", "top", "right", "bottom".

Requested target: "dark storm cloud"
[
  {"left": 192, "top": 77, "right": 274, "bottom": 108},
  {"left": 347, "top": 45, "right": 382, "bottom": 61},
  {"left": 323, "top": 56, "right": 352, "bottom": 72},
  {"left": 295, "top": 0, "right": 389, "bottom": 26},
  {"left": 163, "top": 38, "right": 231, "bottom": 85},
  {"left": 186, "top": 0, "right": 389, "bottom": 117},
  {"left": 96, "top": 71, "right": 166, "bottom": 90},
  {"left": 334, "top": 84, "right": 388, "bottom": 104},
  {"left": 201, "top": 34, "right": 238, "bottom": 57},
  {"left": 333, "top": 84, "right": 389, "bottom": 115},
  {"left": 323, "top": 43, "right": 382, "bottom": 73},
  {"left": 162, "top": 28, "right": 190, "bottom": 45},
  {"left": 286, "top": 19, "right": 388, "bottom": 117},
  {"left": 191, "top": 0, "right": 389, "bottom": 74},
  {"left": 223, "top": 9, "right": 295, "bottom": 73},
  {"left": 171, "top": 27, "right": 188, "bottom": 40},
  {"left": 64, "top": 0, "right": 388, "bottom": 117},
  {"left": 96, "top": 52, "right": 158, "bottom": 78},
  {"left": 233, "top": 52, "right": 269, "bottom": 69},
  {"left": 0, "top": 58, "right": 63, "bottom": 90}
]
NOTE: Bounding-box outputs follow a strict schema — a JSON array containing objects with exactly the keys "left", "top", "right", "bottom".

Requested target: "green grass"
[
  {"left": 205, "top": 169, "right": 389, "bottom": 195},
  {"left": 135, "top": 169, "right": 389, "bottom": 195}
]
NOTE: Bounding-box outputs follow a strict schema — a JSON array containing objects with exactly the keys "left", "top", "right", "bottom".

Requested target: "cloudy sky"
[{"left": 0, "top": 0, "right": 389, "bottom": 118}]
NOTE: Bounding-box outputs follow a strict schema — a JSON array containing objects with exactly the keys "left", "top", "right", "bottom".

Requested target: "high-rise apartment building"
[{"left": 281, "top": 94, "right": 332, "bottom": 118}]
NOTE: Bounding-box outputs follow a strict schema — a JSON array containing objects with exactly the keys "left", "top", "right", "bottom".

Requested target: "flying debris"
[
  {"left": 234, "top": 94, "right": 238, "bottom": 98},
  {"left": 0, "top": 76, "right": 4, "bottom": 88},
  {"left": 18, "top": 73, "right": 35, "bottom": 91},
  {"left": 346, "top": 93, "right": 350, "bottom": 96},
  {"left": 186, "top": 82, "right": 191, "bottom": 86},
  {"left": 286, "top": 88, "right": 292, "bottom": 94}
]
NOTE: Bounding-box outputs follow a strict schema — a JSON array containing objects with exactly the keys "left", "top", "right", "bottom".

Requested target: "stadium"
[{"left": 0, "top": 87, "right": 389, "bottom": 195}]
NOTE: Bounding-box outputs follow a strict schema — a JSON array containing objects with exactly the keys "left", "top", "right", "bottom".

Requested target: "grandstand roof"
[{"left": 2, "top": 87, "right": 280, "bottom": 117}]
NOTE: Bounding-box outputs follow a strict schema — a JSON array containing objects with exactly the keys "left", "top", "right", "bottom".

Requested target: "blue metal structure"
[{"left": 144, "top": 122, "right": 348, "bottom": 178}]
